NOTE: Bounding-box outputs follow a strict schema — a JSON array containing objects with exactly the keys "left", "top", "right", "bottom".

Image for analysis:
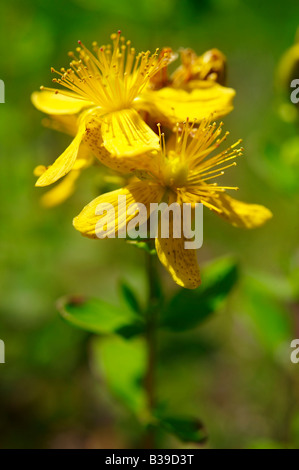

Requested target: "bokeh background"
[{"left": 1, "top": 0, "right": 299, "bottom": 449}]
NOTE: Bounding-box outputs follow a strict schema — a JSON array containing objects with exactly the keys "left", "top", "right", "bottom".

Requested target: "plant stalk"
[{"left": 144, "top": 250, "right": 160, "bottom": 448}]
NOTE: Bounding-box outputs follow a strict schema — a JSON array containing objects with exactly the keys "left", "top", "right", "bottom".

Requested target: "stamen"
[
  {"left": 161, "top": 117, "right": 244, "bottom": 201},
  {"left": 45, "top": 32, "right": 172, "bottom": 112}
]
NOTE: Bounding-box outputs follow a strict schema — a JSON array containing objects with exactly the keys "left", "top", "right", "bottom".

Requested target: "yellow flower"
[
  {"left": 138, "top": 82, "right": 235, "bottom": 127},
  {"left": 32, "top": 32, "right": 235, "bottom": 185},
  {"left": 32, "top": 32, "right": 174, "bottom": 186},
  {"left": 276, "top": 29, "right": 299, "bottom": 93},
  {"left": 33, "top": 114, "right": 94, "bottom": 207},
  {"left": 171, "top": 47, "right": 227, "bottom": 88},
  {"left": 149, "top": 47, "right": 227, "bottom": 90},
  {"left": 73, "top": 118, "right": 272, "bottom": 289},
  {"left": 140, "top": 46, "right": 232, "bottom": 128}
]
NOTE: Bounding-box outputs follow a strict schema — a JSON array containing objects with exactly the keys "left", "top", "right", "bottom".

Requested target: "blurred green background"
[{"left": 1, "top": 0, "right": 299, "bottom": 449}]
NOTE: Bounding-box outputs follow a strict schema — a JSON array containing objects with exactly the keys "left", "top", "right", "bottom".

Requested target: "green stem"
[{"left": 144, "top": 250, "right": 160, "bottom": 448}]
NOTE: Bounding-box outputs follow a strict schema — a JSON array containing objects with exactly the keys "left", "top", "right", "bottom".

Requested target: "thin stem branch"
[{"left": 144, "top": 250, "right": 160, "bottom": 448}]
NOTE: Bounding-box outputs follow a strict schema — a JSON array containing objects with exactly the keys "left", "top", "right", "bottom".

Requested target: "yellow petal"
[
  {"left": 73, "top": 181, "right": 164, "bottom": 239},
  {"left": 42, "top": 114, "right": 79, "bottom": 136},
  {"left": 33, "top": 165, "right": 47, "bottom": 177},
  {"left": 31, "top": 90, "right": 92, "bottom": 115},
  {"left": 83, "top": 113, "right": 159, "bottom": 174},
  {"left": 35, "top": 121, "right": 86, "bottom": 187},
  {"left": 72, "top": 144, "right": 94, "bottom": 170},
  {"left": 40, "top": 170, "right": 80, "bottom": 208},
  {"left": 155, "top": 214, "right": 201, "bottom": 289},
  {"left": 101, "top": 108, "right": 160, "bottom": 157},
  {"left": 140, "top": 83, "right": 235, "bottom": 124},
  {"left": 209, "top": 193, "right": 273, "bottom": 228}
]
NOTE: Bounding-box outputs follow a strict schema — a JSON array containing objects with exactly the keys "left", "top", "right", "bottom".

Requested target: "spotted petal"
[
  {"left": 73, "top": 181, "right": 164, "bottom": 239},
  {"left": 155, "top": 213, "right": 201, "bottom": 289},
  {"left": 101, "top": 108, "right": 160, "bottom": 157},
  {"left": 83, "top": 112, "right": 159, "bottom": 174}
]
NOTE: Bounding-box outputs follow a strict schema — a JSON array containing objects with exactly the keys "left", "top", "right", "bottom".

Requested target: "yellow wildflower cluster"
[{"left": 32, "top": 31, "right": 272, "bottom": 288}]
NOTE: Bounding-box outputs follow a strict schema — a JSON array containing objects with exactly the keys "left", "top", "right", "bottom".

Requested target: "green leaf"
[
  {"left": 243, "top": 277, "right": 292, "bottom": 353},
  {"left": 120, "top": 281, "right": 142, "bottom": 315},
  {"left": 161, "top": 257, "right": 238, "bottom": 331},
  {"left": 116, "top": 322, "right": 145, "bottom": 339},
  {"left": 57, "top": 296, "right": 143, "bottom": 337},
  {"left": 255, "top": 141, "right": 299, "bottom": 195},
  {"left": 158, "top": 415, "right": 207, "bottom": 444},
  {"left": 92, "top": 336, "right": 147, "bottom": 416},
  {"left": 246, "top": 269, "right": 294, "bottom": 302}
]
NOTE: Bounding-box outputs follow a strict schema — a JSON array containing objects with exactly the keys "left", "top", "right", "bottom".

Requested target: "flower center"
[
  {"left": 160, "top": 152, "right": 189, "bottom": 189},
  {"left": 49, "top": 32, "right": 171, "bottom": 113}
]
